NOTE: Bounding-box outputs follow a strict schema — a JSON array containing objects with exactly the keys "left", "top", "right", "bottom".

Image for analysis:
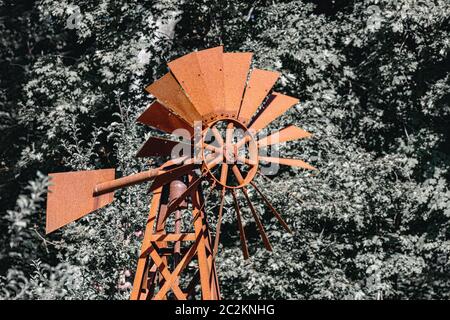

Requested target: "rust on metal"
[
  {"left": 145, "top": 72, "right": 201, "bottom": 124},
  {"left": 94, "top": 167, "right": 161, "bottom": 196},
  {"left": 223, "top": 52, "right": 253, "bottom": 116},
  {"left": 232, "top": 166, "right": 272, "bottom": 251},
  {"left": 231, "top": 189, "right": 249, "bottom": 259},
  {"left": 249, "top": 92, "right": 299, "bottom": 131},
  {"left": 46, "top": 169, "right": 115, "bottom": 234},
  {"left": 258, "top": 125, "right": 311, "bottom": 148},
  {"left": 137, "top": 101, "right": 193, "bottom": 136},
  {"left": 136, "top": 136, "right": 191, "bottom": 158},
  {"left": 165, "top": 175, "right": 204, "bottom": 218},
  {"left": 168, "top": 47, "right": 224, "bottom": 118},
  {"left": 213, "top": 188, "right": 226, "bottom": 257},
  {"left": 150, "top": 163, "right": 197, "bottom": 192},
  {"left": 202, "top": 118, "right": 258, "bottom": 189},
  {"left": 168, "top": 180, "right": 188, "bottom": 209},
  {"left": 250, "top": 181, "right": 292, "bottom": 233},
  {"left": 196, "top": 46, "right": 225, "bottom": 114},
  {"left": 238, "top": 69, "right": 280, "bottom": 124}
]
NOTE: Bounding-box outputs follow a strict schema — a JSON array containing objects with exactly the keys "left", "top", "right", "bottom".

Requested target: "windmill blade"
[
  {"left": 259, "top": 156, "right": 317, "bottom": 170},
  {"left": 231, "top": 189, "right": 249, "bottom": 259},
  {"left": 250, "top": 181, "right": 292, "bottom": 233},
  {"left": 136, "top": 136, "right": 192, "bottom": 158},
  {"left": 137, "top": 101, "right": 193, "bottom": 137},
  {"left": 168, "top": 46, "right": 224, "bottom": 117},
  {"left": 223, "top": 52, "right": 253, "bottom": 117},
  {"left": 258, "top": 125, "right": 311, "bottom": 148},
  {"left": 196, "top": 46, "right": 224, "bottom": 115},
  {"left": 238, "top": 69, "right": 280, "bottom": 124},
  {"left": 150, "top": 163, "right": 198, "bottom": 192},
  {"left": 249, "top": 92, "right": 299, "bottom": 131},
  {"left": 145, "top": 72, "right": 202, "bottom": 124},
  {"left": 46, "top": 169, "right": 115, "bottom": 234}
]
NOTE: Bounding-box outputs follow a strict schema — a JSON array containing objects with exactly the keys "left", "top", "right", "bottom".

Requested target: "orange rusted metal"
[
  {"left": 232, "top": 166, "right": 272, "bottom": 251},
  {"left": 202, "top": 118, "right": 258, "bottom": 189},
  {"left": 196, "top": 46, "right": 225, "bottom": 114},
  {"left": 238, "top": 69, "right": 280, "bottom": 124},
  {"left": 168, "top": 47, "right": 223, "bottom": 118},
  {"left": 223, "top": 52, "right": 253, "bottom": 117},
  {"left": 249, "top": 92, "right": 299, "bottom": 131},
  {"left": 145, "top": 72, "right": 201, "bottom": 124},
  {"left": 46, "top": 169, "right": 115, "bottom": 234},
  {"left": 131, "top": 181, "right": 219, "bottom": 300},
  {"left": 257, "top": 125, "right": 312, "bottom": 148},
  {"left": 93, "top": 167, "right": 161, "bottom": 196},
  {"left": 45, "top": 47, "right": 317, "bottom": 300},
  {"left": 136, "top": 136, "right": 191, "bottom": 158},
  {"left": 137, "top": 101, "right": 193, "bottom": 136}
]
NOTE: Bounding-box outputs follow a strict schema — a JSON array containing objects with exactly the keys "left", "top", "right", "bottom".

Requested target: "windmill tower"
[{"left": 46, "top": 46, "right": 316, "bottom": 300}]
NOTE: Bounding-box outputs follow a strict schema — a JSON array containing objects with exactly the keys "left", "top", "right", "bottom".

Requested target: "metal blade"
[
  {"left": 258, "top": 125, "right": 311, "bottom": 148},
  {"left": 223, "top": 52, "right": 252, "bottom": 117},
  {"left": 137, "top": 101, "right": 193, "bottom": 136},
  {"left": 249, "top": 92, "right": 299, "bottom": 131},
  {"left": 231, "top": 189, "right": 249, "bottom": 259},
  {"left": 168, "top": 46, "right": 223, "bottom": 117},
  {"left": 196, "top": 46, "right": 224, "bottom": 114},
  {"left": 46, "top": 169, "right": 115, "bottom": 234},
  {"left": 136, "top": 136, "right": 192, "bottom": 158},
  {"left": 238, "top": 69, "right": 280, "bottom": 125},
  {"left": 259, "top": 156, "right": 317, "bottom": 170},
  {"left": 250, "top": 181, "right": 292, "bottom": 233},
  {"left": 145, "top": 72, "right": 202, "bottom": 124}
]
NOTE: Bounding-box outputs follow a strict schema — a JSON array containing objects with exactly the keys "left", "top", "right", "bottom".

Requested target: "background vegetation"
[{"left": 1, "top": 0, "right": 449, "bottom": 299}]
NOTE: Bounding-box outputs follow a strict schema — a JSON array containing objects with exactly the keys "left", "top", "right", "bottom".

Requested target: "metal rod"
[{"left": 93, "top": 168, "right": 161, "bottom": 196}]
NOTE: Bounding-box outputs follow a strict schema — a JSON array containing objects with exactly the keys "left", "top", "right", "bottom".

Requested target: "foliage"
[{"left": 0, "top": 0, "right": 449, "bottom": 299}]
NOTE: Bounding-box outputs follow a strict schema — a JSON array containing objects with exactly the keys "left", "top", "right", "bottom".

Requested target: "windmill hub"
[
  {"left": 201, "top": 118, "right": 259, "bottom": 189},
  {"left": 222, "top": 144, "right": 236, "bottom": 163}
]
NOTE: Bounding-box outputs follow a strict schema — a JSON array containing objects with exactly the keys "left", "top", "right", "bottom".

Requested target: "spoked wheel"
[{"left": 202, "top": 118, "right": 258, "bottom": 189}]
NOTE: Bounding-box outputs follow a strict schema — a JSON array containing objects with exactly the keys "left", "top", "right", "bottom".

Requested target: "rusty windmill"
[{"left": 46, "top": 46, "right": 316, "bottom": 300}]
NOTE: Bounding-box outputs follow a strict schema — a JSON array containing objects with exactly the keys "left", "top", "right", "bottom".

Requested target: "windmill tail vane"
[{"left": 45, "top": 46, "right": 316, "bottom": 300}]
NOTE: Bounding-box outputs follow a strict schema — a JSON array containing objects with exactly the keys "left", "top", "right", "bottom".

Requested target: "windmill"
[{"left": 45, "top": 46, "right": 316, "bottom": 300}]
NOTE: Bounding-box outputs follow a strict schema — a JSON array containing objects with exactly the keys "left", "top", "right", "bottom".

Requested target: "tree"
[{"left": 1, "top": 0, "right": 449, "bottom": 299}]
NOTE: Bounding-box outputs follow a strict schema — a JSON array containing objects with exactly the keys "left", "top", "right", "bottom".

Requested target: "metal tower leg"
[{"left": 130, "top": 180, "right": 220, "bottom": 300}]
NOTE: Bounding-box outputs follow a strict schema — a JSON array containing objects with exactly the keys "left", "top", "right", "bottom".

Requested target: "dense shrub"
[{"left": 1, "top": 0, "right": 449, "bottom": 299}]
